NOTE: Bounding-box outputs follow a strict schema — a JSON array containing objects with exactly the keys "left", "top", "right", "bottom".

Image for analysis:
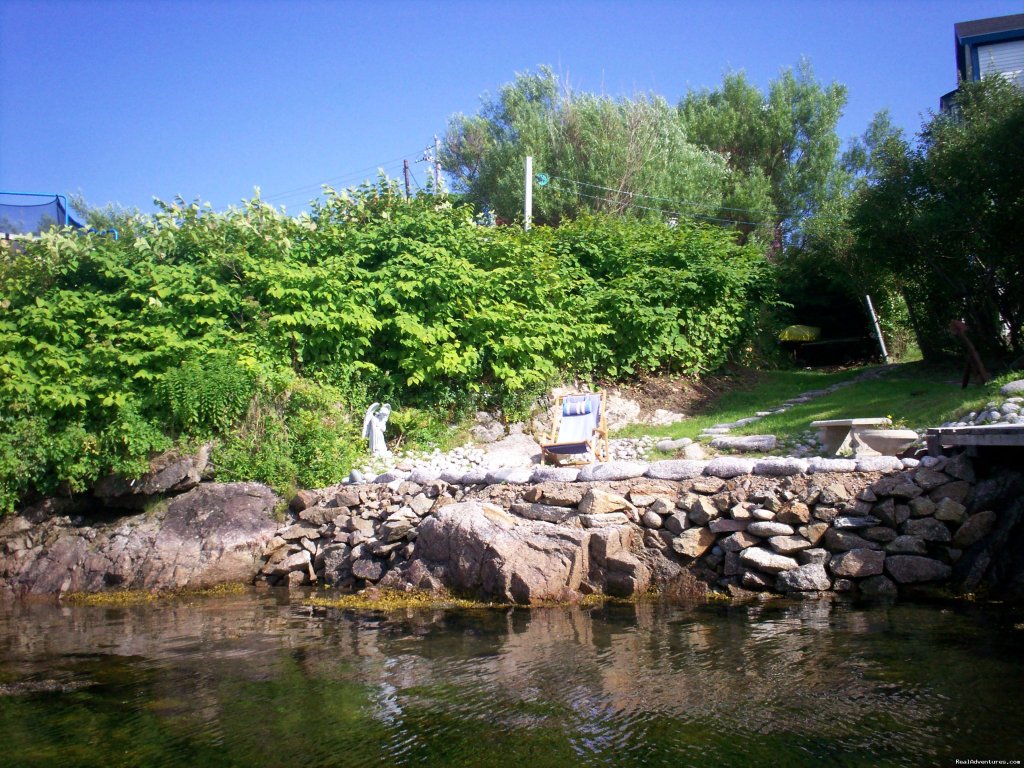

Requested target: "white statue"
[{"left": 362, "top": 402, "right": 392, "bottom": 456}]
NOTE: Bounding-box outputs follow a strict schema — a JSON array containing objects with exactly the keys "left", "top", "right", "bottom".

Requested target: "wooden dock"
[{"left": 926, "top": 424, "right": 1024, "bottom": 456}]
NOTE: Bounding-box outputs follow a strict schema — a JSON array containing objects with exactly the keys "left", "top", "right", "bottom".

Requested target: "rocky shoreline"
[{"left": 3, "top": 449, "right": 1021, "bottom": 603}]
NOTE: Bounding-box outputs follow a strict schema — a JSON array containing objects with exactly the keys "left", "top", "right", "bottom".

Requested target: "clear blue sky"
[{"left": 1, "top": 0, "right": 1020, "bottom": 214}]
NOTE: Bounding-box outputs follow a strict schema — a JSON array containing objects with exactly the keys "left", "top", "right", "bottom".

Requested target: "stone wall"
[
  {"left": 3, "top": 451, "right": 1022, "bottom": 602},
  {"left": 262, "top": 451, "right": 1020, "bottom": 602}
]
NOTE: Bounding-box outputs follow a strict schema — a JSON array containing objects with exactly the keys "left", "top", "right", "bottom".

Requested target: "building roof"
[{"left": 955, "top": 13, "right": 1024, "bottom": 42}]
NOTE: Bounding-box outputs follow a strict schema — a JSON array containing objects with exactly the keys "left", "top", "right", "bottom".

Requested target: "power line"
[
  {"left": 569, "top": 188, "right": 769, "bottom": 228},
  {"left": 547, "top": 175, "right": 789, "bottom": 219},
  {"left": 262, "top": 151, "right": 422, "bottom": 204}
]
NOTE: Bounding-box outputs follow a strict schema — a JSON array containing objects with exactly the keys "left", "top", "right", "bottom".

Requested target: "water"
[{"left": 0, "top": 592, "right": 1021, "bottom": 767}]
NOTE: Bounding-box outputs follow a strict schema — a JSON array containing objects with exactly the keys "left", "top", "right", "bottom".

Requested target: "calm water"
[{"left": 0, "top": 591, "right": 1021, "bottom": 768}]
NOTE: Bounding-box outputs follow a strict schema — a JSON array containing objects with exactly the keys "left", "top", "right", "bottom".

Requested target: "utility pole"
[
  {"left": 524, "top": 155, "right": 533, "bottom": 231},
  {"left": 434, "top": 135, "right": 442, "bottom": 194},
  {"left": 865, "top": 294, "right": 889, "bottom": 363},
  {"left": 403, "top": 160, "right": 411, "bottom": 199}
]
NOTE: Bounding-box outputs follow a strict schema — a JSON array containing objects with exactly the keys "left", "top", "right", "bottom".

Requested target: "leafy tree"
[
  {"left": 678, "top": 59, "right": 848, "bottom": 250},
  {"left": 851, "top": 77, "right": 1024, "bottom": 360},
  {"left": 442, "top": 67, "right": 730, "bottom": 226}
]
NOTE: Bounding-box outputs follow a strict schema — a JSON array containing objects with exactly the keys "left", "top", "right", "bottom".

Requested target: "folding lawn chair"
[{"left": 540, "top": 393, "right": 610, "bottom": 465}]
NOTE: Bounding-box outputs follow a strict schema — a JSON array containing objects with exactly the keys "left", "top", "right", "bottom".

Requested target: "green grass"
[{"left": 617, "top": 362, "right": 1020, "bottom": 448}]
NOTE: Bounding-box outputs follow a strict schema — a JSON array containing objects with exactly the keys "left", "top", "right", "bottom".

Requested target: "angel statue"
[{"left": 362, "top": 402, "right": 392, "bottom": 457}]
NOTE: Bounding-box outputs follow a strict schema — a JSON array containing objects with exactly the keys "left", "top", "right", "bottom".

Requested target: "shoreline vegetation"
[{"left": 1, "top": 70, "right": 1020, "bottom": 521}]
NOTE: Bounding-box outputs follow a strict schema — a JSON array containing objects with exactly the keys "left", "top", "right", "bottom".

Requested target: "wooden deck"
[{"left": 925, "top": 424, "right": 1024, "bottom": 455}]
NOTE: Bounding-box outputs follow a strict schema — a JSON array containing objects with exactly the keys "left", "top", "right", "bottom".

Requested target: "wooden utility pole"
[
  {"left": 524, "top": 155, "right": 533, "bottom": 231},
  {"left": 403, "top": 160, "right": 411, "bottom": 199}
]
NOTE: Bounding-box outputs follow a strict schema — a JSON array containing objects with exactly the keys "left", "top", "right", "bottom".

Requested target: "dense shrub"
[{"left": 0, "top": 182, "right": 769, "bottom": 511}]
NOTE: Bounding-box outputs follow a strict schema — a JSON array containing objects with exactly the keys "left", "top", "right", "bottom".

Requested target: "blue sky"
[{"left": 1, "top": 0, "right": 1020, "bottom": 214}]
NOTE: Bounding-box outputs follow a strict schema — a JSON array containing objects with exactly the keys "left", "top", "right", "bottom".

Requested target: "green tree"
[
  {"left": 851, "top": 77, "right": 1024, "bottom": 360},
  {"left": 442, "top": 67, "right": 730, "bottom": 226},
  {"left": 678, "top": 60, "right": 848, "bottom": 250}
]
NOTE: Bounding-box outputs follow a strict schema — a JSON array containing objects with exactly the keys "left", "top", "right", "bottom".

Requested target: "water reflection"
[{"left": 0, "top": 593, "right": 1021, "bottom": 767}]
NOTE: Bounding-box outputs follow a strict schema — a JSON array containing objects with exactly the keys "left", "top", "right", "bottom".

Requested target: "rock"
[
  {"left": 776, "top": 501, "right": 811, "bottom": 526},
  {"left": 999, "top": 379, "right": 1024, "bottom": 396},
  {"left": 412, "top": 502, "right": 590, "bottom": 603},
  {"left": 334, "top": 488, "right": 362, "bottom": 508},
  {"left": 266, "top": 549, "right": 311, "bottom": 577},
  {"left": 885, "top": 555, "right": 952, "bottom": 584},
  {"left": 681, "top": 444, "right": 706, "bottom": 460},
  {"left": 579, "top": 489, "right": 632, "bottom": 515},
  {"left": 687, "top": 496, "right": 720, "bottom": 526},
  {"left": 832, "top": 515, "right": 881, "bottom": 530},
  {"left": 482, "top": 433, "right": 542, "bottom": 469},
  {"left": 902, "top": 518, "right": 951, "bottom": 543},
  {"left": 645, "top": 460, "right": 707, "bottom": 481},
  {"left": 663, "top": 511, "right": 689, "bottom": 535},
  {"left": 952, "top": 511, "right": 997, "bottom": 548},
  {"left": 742, "top": 569, "right": 775, "bottom": 590},
  {"left": 862, "top": 526, "right": 897, "bottom": 543},
  {"left": 855, "top": 456, "right": 903, "bottom": 472},
  {"left": 580, "top": 513, "right": 631, "bottom": 528},
  {"left": 289, "top": 489, "right": 321, "bottom": 512},
  {"left": 768, "top": 535, "right": 813, "bottom": 555},
  {"left": 746, "top": 521, "right": 795, "bottom": 538},
  {"left": 908, "top": 496, "right": 936, "bottom": 518},
  {"left": 704, "top": 458, "right": 756, "bottom": 479},
  {"left": 672, "top": 527, "right": 716, "bottom": 558},
  {"left": 829, "top": 549, "right": 885, "bottom": 578},
  {"left": 719, "top": 531, "right": 761, "bottom": 552},
  {"left": 318, "top": 544, "right": 352, "bottom": 585},
  {"left": 93, "top": 446, "right": 211, "bottom": 507},
  {"left": 739, "top": 546, "right": 799, "bottom": 573},
  {"left": 858, "top": 575, "right": 898, "bottom": 598},
  {"left": 776, "top": 563, "right": 830, "bottom": 591},
  {"left": 542, "top": 486, "right": 584, "bottom": 507},
  {"left": 650, "top": 498, "right": 675, "bottom": 516},
  {"left": 888, "top": 482, "right": 923, "bottom": 500},
  {"left": 822, "top": 529, "right": 881, "bottom": 552},
  {"left": 709, "top": 518, "right": 748, "bottom": 533},
  {"left": 913, "top": 468, "right": 951, "bottom": 491},
  {"left": 800, "top": 522, "right": 829, "bottom": 545},
  {"left": 929, "top": 481, "right": 971, "bottom": 504},
  {"left": 510, "top": 503, "right": 576, "bottom": 525},
  {"left": 408, "top": 494, "right": 434, "bottom": 517},
  {"left": 872, "top": 498, "right": 909, "bottom": 528},
  {"left": 942, "top": 453, "right": 976, "bottom": 483},
  {"left": 484, "top": 467, "right": 533, "bottom": 485},
  {"left": 641, "top": 510, "right": 663, "bottom": 529},
  {"left": 709, "top": 435, "right": 777, "bottom": 452},
  {"left": 529, "top": 466, "right": 581, "bottom": 484},
  {"left": 798, "top": 548, "right": 829, "bottom": 566},
  {"left": 348, "top": 470, "right": 366, "bottom": 484},
  {"left": 576, "top": 461, "right": 648, "bottom": 482},
  {"left": 885, "top": 535, "right": 927, "bottom": 555},
  {"left": 656, "top": 438, "right": 693, "bottom": 452},
  {"left": 351, "top": 557, "right": 384, "bottom": 582},
  {"left": 753, "top": 458, "right": 808, "bottom": 476},
  {"left": 691, "top": 478, "right": 726, "bottom": 494},
  {"left": 933, "top": 497, "right": 967, "bottom": 524},
  {"left": 807, "top": 457, "right": 857, "bottom": 473},
  {"left": 374, "top": 470, "right": 410, "bottom": 484}
]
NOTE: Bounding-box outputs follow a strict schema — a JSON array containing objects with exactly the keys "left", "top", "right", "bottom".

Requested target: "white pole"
[
  {"left": 524, "top": 155, "right": 533, "bottom": 231},
  {"left": 865, "top": 294, "right": 890, "bottom": 363},
  {"left": 434, "top": 135, "right": 442, "bottom": 194}
]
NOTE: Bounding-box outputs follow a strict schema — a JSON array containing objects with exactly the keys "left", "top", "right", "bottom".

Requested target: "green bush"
[{"left": 0, "top": 183, "right": 770, "bottom": 512}]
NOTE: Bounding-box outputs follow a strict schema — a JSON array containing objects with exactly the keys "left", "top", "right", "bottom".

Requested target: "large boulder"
[
  {"left": 3, "top": 483, "right": 281, "bottom": 595},
  {"left": 93, "top": 445, "right": 212, "bottom": 507},
  {"left": 410, "top": 502, "right": 591, "bottom": 603}
]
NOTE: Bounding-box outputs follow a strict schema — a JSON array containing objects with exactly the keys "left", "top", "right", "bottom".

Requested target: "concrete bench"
[{"left": 811, "top": 418, "right": 892, "bottom": 456}]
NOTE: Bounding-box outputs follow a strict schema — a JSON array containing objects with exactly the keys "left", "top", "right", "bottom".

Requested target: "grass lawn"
[{"left": 615, "top": 362, "right": 1020, "bottom": 448}]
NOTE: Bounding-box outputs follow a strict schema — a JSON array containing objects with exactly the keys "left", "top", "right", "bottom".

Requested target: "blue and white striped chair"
[{"left": 541, "top": 393, "right": 610, "bottom": 465}]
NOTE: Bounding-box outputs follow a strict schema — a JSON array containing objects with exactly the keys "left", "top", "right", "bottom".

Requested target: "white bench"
[{"left": 810, "top": 418, "right": 892, "bottom": 456}]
